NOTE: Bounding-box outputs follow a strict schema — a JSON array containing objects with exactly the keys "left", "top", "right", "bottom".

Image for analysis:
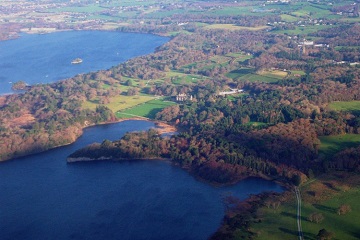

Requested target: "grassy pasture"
[
  {"left": 166, "top": 71, "right": 205, "bottom": 84},
  {"left": 301, "top": 188, "right": 360, "bottom": 240},
  {"left": 290, "top": 70, "right": 306, "bottom": 76},
  {"left": 181, "top": 53, "right": 252, "bottom": 75},
  {"left": 82, "top": 94, "right": 155, "bottom": 112},
  {"left": 145, "top": 9, "right": 190, "bottom": 18},
  {"left": 340, "top": 17, "right": 360, "bottom": 23},
  {"left": 280, "top": 14, "right": 299, "bottom": 22},
  {"left": 98, "top": 22, "right": 129, "bottom": 30},
  {"left": 50, "top": 4, "right": 104, "bottom": 13},
  {"left": 116, "top": 99, "right": 176, "bottom": 119},
  {"left": 253, "top": 176, "right": 360, "bottom": 240},
  {"left": 207, "top": 6, "right": 262, "bottom": 16},
  {"left": 319, "top": 134, "right": 360, "bottom": 158},
  {"left": 226, "top": 52, "right": 253, "bottom": 62},
  {"left": 204, "top": 24, "right": 270, "bottom": 31},
  {"left": 335, "top": 46, "right": 360, "bottom": 51},
  {"left": 258, "top": 69, "right": 288, "bottom": 79},
  {"left": 226, "top": 68, "right": 255, "bottom": 79},
  {"left": 272, "top": 25, "right": 333, "bottom": 35},
  {"left": 328, "top": 101, "right": 360, "bottom": 113},
  {"left": 252, "top": 200, "right": 298, "bottom": 240},
  {"left": 227, "top": 68, "right": 282, "bottom": 83}
]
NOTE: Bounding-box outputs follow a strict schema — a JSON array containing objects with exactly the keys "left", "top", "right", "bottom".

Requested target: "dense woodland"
[{"left": 1, "top": 13, "right": 360, "bottom": 175}]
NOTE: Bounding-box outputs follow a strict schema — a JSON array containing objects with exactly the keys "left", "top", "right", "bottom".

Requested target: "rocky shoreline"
[{"left": 67, "top": 156, "right": 170, "bottom": 163}]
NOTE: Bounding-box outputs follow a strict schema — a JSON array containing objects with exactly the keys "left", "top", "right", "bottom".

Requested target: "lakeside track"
[{"left": 295, "top": 187, "right": 304, "bottom": 240}]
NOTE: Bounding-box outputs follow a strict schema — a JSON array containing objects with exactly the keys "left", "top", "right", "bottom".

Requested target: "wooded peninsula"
[{"left": 1, "top": 0, "right": 360, "bottom": 239}]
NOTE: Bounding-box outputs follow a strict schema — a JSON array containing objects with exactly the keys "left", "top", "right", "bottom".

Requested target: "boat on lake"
[{"left": 71, "top": 58, "right": 83, "bottom": 64}]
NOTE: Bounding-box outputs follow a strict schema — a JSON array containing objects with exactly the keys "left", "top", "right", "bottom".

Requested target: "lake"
[
  {"left": 0, "top": 120, "right": 283, "bottom": 240},
  {"left": 0, "top": 31, "right": 283, "bottom": 240},
  {"left": 0, "top": 31, "right": 168, "bottom": 94}
]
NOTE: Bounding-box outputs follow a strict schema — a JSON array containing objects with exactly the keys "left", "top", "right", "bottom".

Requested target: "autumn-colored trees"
[
  {"left": 308, "top": 212, "right": 325, "bottom": 223},
  {"left": 68, "top": 129, "right": 170, "bottom": 160}
]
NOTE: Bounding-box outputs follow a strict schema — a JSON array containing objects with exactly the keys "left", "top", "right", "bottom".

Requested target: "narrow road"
[{"left": 295, "top": 187, "right": 304, "bottom": 240}]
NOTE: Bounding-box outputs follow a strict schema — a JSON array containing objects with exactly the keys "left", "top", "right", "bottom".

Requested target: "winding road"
[{"left": 295, "top": 187, "right": 304, "bottom": 240}]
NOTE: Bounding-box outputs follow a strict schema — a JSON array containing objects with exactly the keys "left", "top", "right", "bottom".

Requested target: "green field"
[
  {"left": 116, "top": 99, "right": 176, "bottom": 119},
  {"left": 319, "top": 134, "right": 360, "bottom": 158},
  {"left": 50, "top": 4, "right": 105, "bottom": 13},
  {"left": 226, "top": 52, "right": 253, "bottom": 62},
  {"left": 280, "top": 14, "right": 300, "bottom": 23},
  {"left": 82, "top": 94, "right": 155, "bottom": 112},
  {"left": 335, "top": 46, "right": 360, "bottom": 51},
  {"left": 204, "top": 24, "right": 270, "bottom": 31},
  {"left": 258, "top": 69, "right": 288, "bottom": 79},
  {"left": 166, "top": 71, "right": 205, "bottom": 84},
  {"left": 253, "top": 185, "right": 360, "bottom": 240},
  {"left": 246, "top": 121, "right": 268, "bottom": 128},
  {"left": 301, "top": 188, "right": 360, "bottom": 240},
  {"left": 181, "top": 53, "right": 252, "bottom": 76},
  {"left": 252, "top": 200, "right": 298, "bottom": 240},
  {"left": 227, "top": 68, "right": 282, "bottom": 83},
  {"left": 340, "top": 17, "right": 360, "bottom": 23},
  {"left": 328, "top": 101, "right": 360, "bottom": 113},
  {"left": 290, "top": 70, "right": 306, "bottom": 76},
  {"left": 272, "top": 25, "right": 333, "bottom": 35},
  {"left": 206, "top": 6, "right": 264, "bottom": 16}
]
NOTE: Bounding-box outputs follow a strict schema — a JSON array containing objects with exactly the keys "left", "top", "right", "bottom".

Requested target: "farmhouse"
[
  {"left": 218, "top": 88, "right": 244, "bottom": 96},
  {"left": 176, "top": 93, "right": 193, "bottom": 102}
]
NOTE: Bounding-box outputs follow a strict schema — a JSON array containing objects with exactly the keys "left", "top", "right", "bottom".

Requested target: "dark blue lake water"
[
  {"left": 0, "top": 32, "right": 283, "bottom": 239},
  {"left": 0, "top": 31, "right": 167, "bottom": 94},
  {"left": 0, "top": 120, "right": 283, "bottom": 240}
]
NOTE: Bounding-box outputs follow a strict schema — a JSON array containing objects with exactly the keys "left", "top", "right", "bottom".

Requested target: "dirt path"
[{"left": 295, "top": 187, "right": 304, "bottom": 240}]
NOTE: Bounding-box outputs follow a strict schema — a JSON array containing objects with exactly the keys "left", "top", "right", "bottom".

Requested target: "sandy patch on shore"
[
  {"left": 21, "top": 27, "right": 60, "bottom": 34},
  {"left": 154, "top": 121, "right": 177, "bottom": 134}
]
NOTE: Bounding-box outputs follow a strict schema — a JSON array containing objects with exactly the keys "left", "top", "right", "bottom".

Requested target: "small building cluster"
[
  {"left": 218, "top": 88, "right": 244, "bottom": 96},
  {"left": 176, "top": 93, "right": 193, "bottom": 102}
]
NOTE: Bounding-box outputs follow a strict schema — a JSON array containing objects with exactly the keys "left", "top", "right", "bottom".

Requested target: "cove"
[
  {"left": 0, "top": 31, "right": 168, "bottom": 94},
  {"left": 0, "top": 120, "right": 283, "bottom": 240}
]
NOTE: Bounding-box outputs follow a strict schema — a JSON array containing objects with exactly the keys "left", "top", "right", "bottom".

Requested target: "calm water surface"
[
  {"left": 0, "top": 31, "right": 168, "bottom": 94},
  {"left": 0, "top": 32, "right": 283, "bottom": 239},
  {"left": 0, "top": 120, "right": 283, "bottom": 240}
]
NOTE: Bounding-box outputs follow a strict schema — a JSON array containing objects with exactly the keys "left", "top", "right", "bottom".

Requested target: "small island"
[
  {"left": 11, "top": 80, "right": 27, "bottom": 91},
  {"left": 71, "top": 58, "right": 83, "bottom": 64}
]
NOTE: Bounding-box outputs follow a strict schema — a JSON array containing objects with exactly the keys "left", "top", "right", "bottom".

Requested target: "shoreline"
[
  {"left": 67, "top": 156, "right": 171, "bottom": 163},
  {"left": 84, "top": 117, "right": 177, "bottom": 135},
  {"left": 1, "top": 117, "right": 176, "bottom": 163},
  {"left": 0, "top": 29, "right": 172, "bottom": 161}
]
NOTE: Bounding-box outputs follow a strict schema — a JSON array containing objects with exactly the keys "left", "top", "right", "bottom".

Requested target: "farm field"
[
  {"left": 328, "top": 101, "right": 360, "bottom": 113},
  {"left": 280, "top": 14, "right": 299, "bottom": 22},
  {"left": 253, "top": 175, "right": 360, "bottom": 240},
  {"left": 272, "top": 25, "right": 333, "bottom": 35},
  {"left": 116, "top": 98, "right": 176, "bottom": 119},
  {"left": 252, "top": 200, "right": 298, "bottom": 240},
  {"left": 289, "top": 70, "right": 306, "bottom": 76},
  {"left": 204, "top": 24, "right": 269, "bottom": 31},
  {"left": 318, "top": 134, "right": 360, "bottom": 158},
  {"left": 166, "top": 71, "right": 205, "bottom": 85},
  {"left": 82, "top": 94, "right": 155, "bottom": 112},
  {"left": 226, "top": 68, "right": 285, "bottom": 83},
  {"left": 258, "top": 69, "right": 288, "bottom": 79},
  {"left": 301, "top": 188, "right": 360, "bottom": 240},
  {"left": 225, "top": 52, "right": 253, "bottom": 62}
]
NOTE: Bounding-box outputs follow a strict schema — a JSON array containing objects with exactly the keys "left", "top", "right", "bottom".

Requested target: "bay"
[
  {"left": 0, "top": 31, "right": 283, "bottom": 240},
  {"left": 0, "top": 31, "right": 168, "bottom": 94},
  {"left": 0, "top": 120, "right": 283, "bottom": 240}
]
